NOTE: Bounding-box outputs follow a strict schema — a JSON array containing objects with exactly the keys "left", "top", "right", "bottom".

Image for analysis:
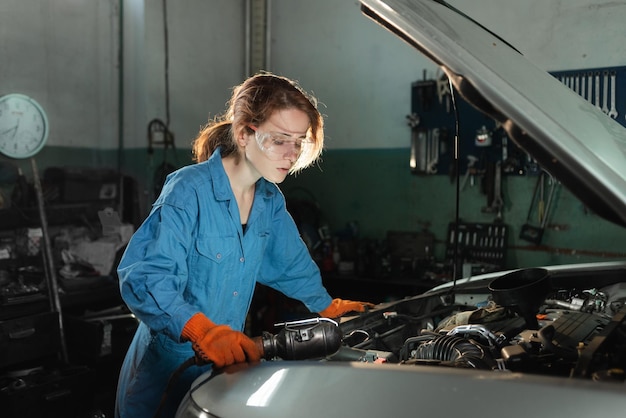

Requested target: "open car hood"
[{"left": 360, "top": 0, "right": 626, "bottom": 227}]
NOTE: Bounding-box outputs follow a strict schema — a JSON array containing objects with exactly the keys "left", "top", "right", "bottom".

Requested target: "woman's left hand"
[{"left": 318, "top": 298, "right": 375, "bottom": 318}]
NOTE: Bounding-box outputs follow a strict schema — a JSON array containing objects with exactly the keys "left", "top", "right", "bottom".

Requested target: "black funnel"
[{"left": 488, "top": 268, "right": 551, "bottom": 329}]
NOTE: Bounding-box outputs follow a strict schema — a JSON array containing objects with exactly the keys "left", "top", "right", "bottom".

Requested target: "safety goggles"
[{"left": 249, "top": 126, "right": 313, "bottom": 161}]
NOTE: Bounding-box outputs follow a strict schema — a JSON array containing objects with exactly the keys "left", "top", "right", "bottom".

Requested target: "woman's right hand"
[{"left": 181, "top": 313, "right": 262, "bottom": 367}]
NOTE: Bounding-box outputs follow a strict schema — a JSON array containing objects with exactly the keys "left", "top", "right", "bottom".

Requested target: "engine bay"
[{"left": 333, "top": 267, "right": 626, "bottom": 383}]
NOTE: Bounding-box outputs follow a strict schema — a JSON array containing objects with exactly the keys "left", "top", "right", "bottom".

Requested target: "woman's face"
[{"left": 244, "top": 108, "right": 311, "bottom": 183}]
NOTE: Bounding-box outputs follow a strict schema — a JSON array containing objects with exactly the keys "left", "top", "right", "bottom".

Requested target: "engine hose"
[
  {"left": 154, "top": 356, "right": 199, "bottom": 418},
  {"left": 399, "top": 335, "right": 435, "bottom": 361},
  {"left": 261, "top": 318, "right": 342, "bottom": 360},
  {"left": 412, "top": 335, "right": 491, "bottom": 369}
]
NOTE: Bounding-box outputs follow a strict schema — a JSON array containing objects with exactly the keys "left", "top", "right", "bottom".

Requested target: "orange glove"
[
  {"left": 181, "top": 313, "right": 262, "bottom": 368},
  {"left": 319, "top": 298, "right": 375, "bottom": 318}
]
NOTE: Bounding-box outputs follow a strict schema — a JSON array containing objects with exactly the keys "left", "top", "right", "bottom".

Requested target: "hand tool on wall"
[
  {"left": 461, "top": 155, "right": 478, "bottom": 189},
  {"left": 410, "top": 127, "right": 441, "bottom": 175},
  {"left": 519, "top": 171, "right": 558, "bottom": 245},
  {"left": 602, "top": 71, "right": 610, "bottom": 114},
  {"left": 608, "top": 71, "right": 618, "bottom": 119},
  {"left": 426, "top": 128, "right": 440, "bottom": 174},
  {"left": 408, "top": 113, "right": 422, "bottom": 174},
  {"left": 579, "top": 73, "right": 586, "bottom": 99},
  {"left": 481, "top": 161, "right": 504, "bottom": 220},
  {"left": 492, "top": 161, "right": 503, "bottom": 220},
  {"left": 410, "top": 128, "right": 427, "bottom": 173},
  {"left": 594, "top": 72, "right": 601, "bottom": 110}
]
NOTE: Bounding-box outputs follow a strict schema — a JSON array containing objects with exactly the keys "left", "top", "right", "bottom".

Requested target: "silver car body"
[{"left": 178, "top": 354, "right": 626, "bottom": 417}]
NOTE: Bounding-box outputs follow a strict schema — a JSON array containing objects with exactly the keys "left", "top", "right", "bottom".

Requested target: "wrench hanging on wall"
[
  {"left": 557, "top": 68, "right": 620, "bottom": 119},
  {"left": 427, "top": 128, "right": 440, "bottom": 174},
  {"left": 519, "top": 171, "right": 558, "bottom": 245},
  {"left": 481, "top": 160, "right": 504, "bottom": 220},
  {"left": 410, "top": 127, "right": 441, "bottom": 175},
  {"left": 608, "top": 71, "right": 618, "bottom": 119}
]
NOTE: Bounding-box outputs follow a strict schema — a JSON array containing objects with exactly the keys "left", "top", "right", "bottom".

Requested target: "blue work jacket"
[{"left": 115, "top": 148, "right": 332, "bottom": 417}]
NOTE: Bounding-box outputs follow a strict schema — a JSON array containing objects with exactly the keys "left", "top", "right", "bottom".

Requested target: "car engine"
[{"left": 333, "top": 268, "right": 626, "bottom": 383}]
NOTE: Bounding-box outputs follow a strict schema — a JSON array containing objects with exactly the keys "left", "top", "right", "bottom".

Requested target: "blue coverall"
[{"left": 115, "top": 147, "right": 332, "bottom": 417}]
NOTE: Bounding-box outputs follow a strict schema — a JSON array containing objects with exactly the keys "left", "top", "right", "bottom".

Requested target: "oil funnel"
[{"left": 488, "top": 268, "right": 551, "bottom": 329}]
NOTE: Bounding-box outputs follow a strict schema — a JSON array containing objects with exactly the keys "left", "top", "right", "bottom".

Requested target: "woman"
[{"left": 115, "top": 72, "right": 372, "bottom": 417}]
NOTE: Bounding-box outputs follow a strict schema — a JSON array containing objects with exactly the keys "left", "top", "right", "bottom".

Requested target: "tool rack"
[
  {"left": 409, "top": 65, "right": 626, "bottom": 177},
  {"left": 445, "top": 222, "right": 508, "bottom": 274},
  {"left": 551, "top": 65, "right": 626, "bottom": 122}
]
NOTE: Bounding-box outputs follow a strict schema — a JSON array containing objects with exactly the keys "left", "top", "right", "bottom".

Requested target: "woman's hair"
[{"left": 191, "top": 72, "right": 324, "bottom": 173}]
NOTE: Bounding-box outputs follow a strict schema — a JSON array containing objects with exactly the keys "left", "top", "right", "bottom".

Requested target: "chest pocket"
[{"left": 195, "top": 236, "right": 238, "bottom": 263}]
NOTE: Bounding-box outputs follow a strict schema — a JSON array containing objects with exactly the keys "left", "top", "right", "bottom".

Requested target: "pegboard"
[
  {"left": 409, "top": 65, "right": 626, "bottom": 178},
  {"left": 550, "top": 66, "right": 626, "bottom": 124}
]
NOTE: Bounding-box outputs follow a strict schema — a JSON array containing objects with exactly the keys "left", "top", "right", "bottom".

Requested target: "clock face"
[{"left": 0, "top": 93, "right": 49, "bottom": 159}]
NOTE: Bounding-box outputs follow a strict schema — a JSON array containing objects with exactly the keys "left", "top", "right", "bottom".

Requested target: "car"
[{"left": 175, "top": 0, "right": 626, "bottom": 416}]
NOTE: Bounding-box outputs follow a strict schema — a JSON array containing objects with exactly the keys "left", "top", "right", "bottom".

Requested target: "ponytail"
[{"left": 192, "top": 121, "right": 236, "bottom": 163}]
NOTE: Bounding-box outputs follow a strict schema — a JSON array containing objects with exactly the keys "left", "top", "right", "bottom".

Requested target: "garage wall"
[
  {"left": 271, "top": 0, "right": 626, "bottom": 267},
  {"left": 3, "top": 1, "right": 625, "bottom": 153},
  {"left": 0, "top": 0, "right": 119, "bottom": 152},
  {"left": 2, "top": 0, "right": 626, "bottom": 269}
]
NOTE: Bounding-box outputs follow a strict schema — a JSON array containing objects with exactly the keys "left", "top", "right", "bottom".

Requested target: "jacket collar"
[{"left": 208, "top": 146, "right": 277, "bottom": 203}]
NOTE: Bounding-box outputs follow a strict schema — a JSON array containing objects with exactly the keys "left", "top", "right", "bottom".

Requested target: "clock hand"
[{"left": 0, "top": 124, "right": 18, "bottom": 138}]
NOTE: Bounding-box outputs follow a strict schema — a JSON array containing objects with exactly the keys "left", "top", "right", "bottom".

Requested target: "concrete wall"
[{"left": 4, "top": 1, "right": 625, "bottom": 152}]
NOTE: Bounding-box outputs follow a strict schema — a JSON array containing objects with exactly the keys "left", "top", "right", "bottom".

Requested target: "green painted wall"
[
  {"left": 5, "top": 146, "right": 626, "bottom": 271},
  {"left": 281, "top": 148, "right": 626, "bottom": 269}
]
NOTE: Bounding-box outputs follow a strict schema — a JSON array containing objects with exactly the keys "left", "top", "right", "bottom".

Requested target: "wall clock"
[{"left": 0, "top": 93, "right": 49, "bottom": 159}]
